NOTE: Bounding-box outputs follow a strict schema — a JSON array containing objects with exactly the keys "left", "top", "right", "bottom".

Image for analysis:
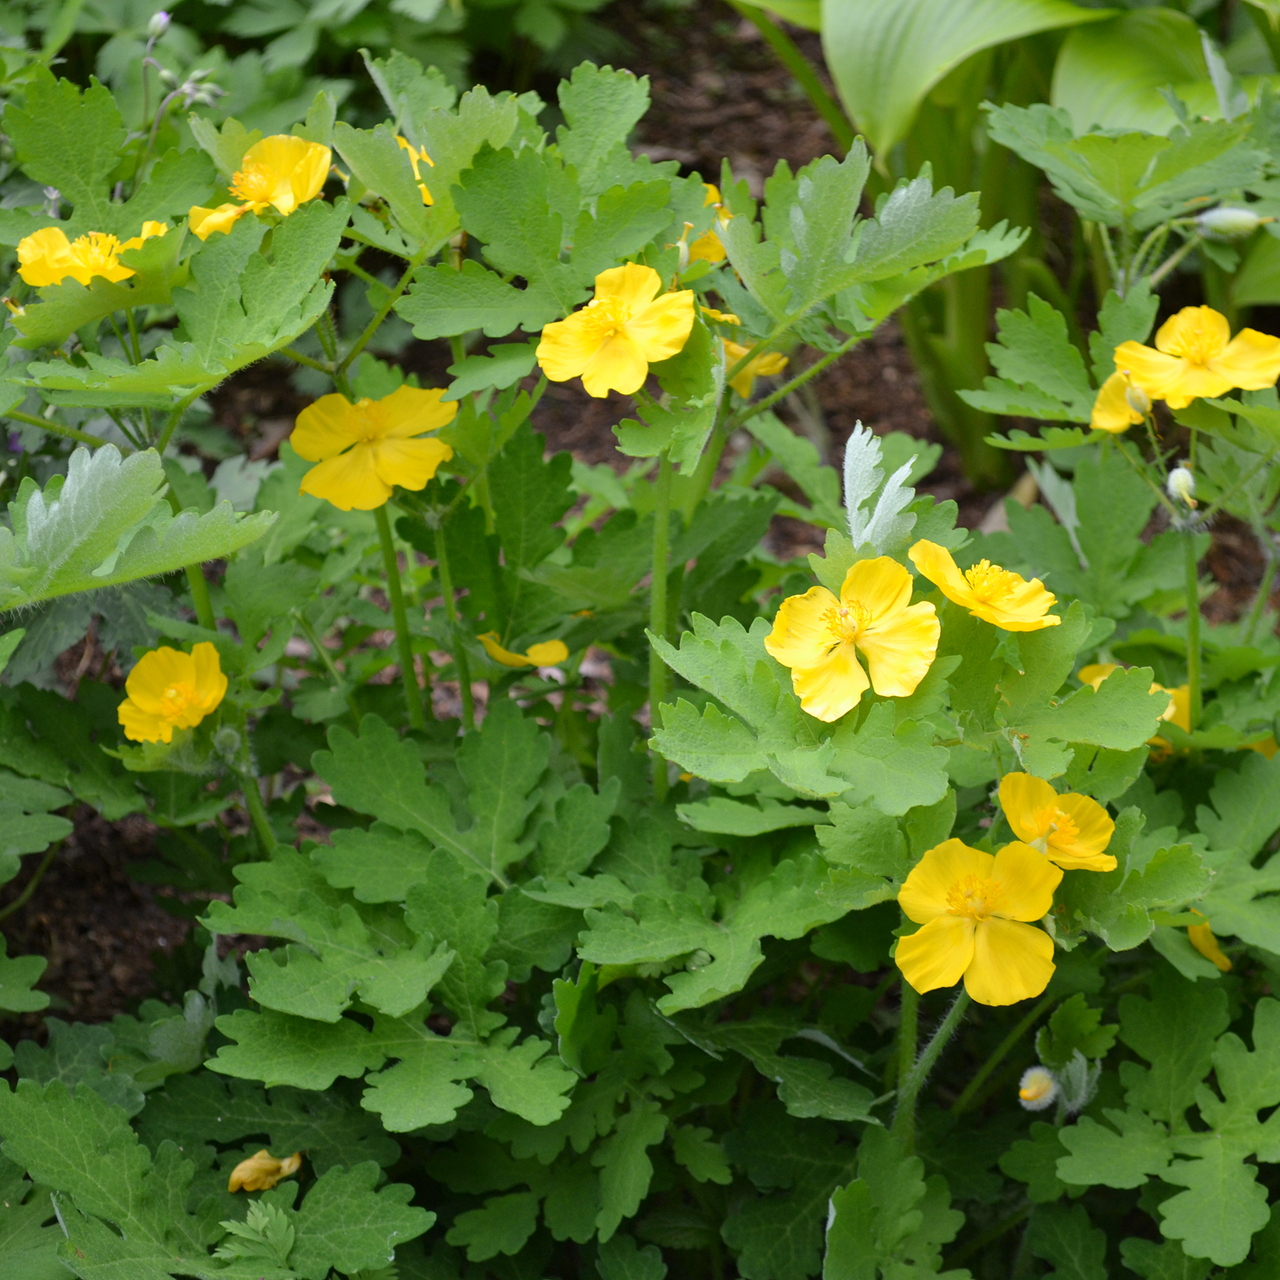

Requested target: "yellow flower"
[
  {"left": 479, "top": 633, "right": 570, "bottom": 667},
  {"left": 228, "top": 1150, "right": 302, "bottom": 1193},
  {"left": 1188, "top": 910, "right": 1232, "bottom": 973},
  {"left": 17, "top": 222, "right": 167, "bottom": 288},
  {"left": 724, "top": 339, "right": 788, "bottom": 399},
  {"left": 117, "top": 642, "right": 227, "bottom": 744},
  {"left": 896, "top": 838, "right": 1061, "bottom": 1007},
  {"left": 537, "top": 263, "right": 695, "bottom": 398},
  {"left": 688, "top": 183, "right": 731, "bottom": 264},
  {"left": 293, "top": 385, "right": 456, "bottom": 512},
  {"left": 189, "top": 135, "right": 331, "bottom": 240},
  {"left": 998, "top": 772, "right": 1116, "bottom": 872},
  {"left": 909, "top": 540, "right": 1060, "bottom": 632},
  {"left": 397, "top": 136, "right": 435, "bottom": 205},
  {"left": 764, "top": 557, "right": 939, "bottom": 723},
  {"left": 1114, "top": 305, "right": 1280, "bottom": 410},
  {"left": 700, "top": 303, "right": 740, "bottom": 326},
  {"left": 1089, "top": 371, "right": 1148, "bottom": 434}
]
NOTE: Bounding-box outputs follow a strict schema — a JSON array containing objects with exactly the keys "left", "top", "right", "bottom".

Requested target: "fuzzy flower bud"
[
  {"left": 1196, "top": 207, "right": 1269, "bottom": 240},
  {"left": 1168, "top": 464, "right": 1197, "bottom": 509},
  {"left": 1124, "top": 382, "right": 1151, "bottom": 417},
  {"left": 147, "top": 11, "right": 171, "bottom": 39},
  {"left": 1018, "top": 1066, "right": 1059, "bottom": 1111}
]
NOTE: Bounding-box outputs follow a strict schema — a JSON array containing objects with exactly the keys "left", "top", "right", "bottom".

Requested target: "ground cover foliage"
[{"left": 1, "top": 37, "right": 1280, "bottom": 1280}]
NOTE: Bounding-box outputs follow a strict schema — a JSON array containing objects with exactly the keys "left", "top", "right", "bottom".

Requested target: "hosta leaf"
[{"left": 0, "top": 447, "right": 273, "bottom": 613}]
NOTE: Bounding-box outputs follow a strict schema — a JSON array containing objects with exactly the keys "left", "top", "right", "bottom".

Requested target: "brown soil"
[{"left": 4, "top": 0, "right": 1277, "bottom": 1035}]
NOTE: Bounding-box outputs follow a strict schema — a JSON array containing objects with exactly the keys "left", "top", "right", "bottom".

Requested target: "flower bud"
[
  {"left": 1124, "top": 382, "right": 1151, "bottom": 416},
  {"left": 1018, "top": 1066, "right": 1058, "bottom": 1112},
  {"left": 147, "top": 10, "right": 171, "bottom": 39},
  {"left": 1196, "top": 206, "right": 1269, "bottom": 240},
  {"left": 1168, "top": 464, "right": 1197, "bottom": 508},
  {"left": 213, "top": 726, "right": 241, "bottom": 758}
]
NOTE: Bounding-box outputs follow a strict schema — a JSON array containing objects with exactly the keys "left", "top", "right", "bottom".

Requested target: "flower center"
[
  {"left": 161, "top": 680, "right": 199, "bottom": 721},
  {"left": 580, "top": 296, "right": 631, "bottom": 343},
  {"left": 945, "top": 873, "right": 1002, "bottom": 921},
  {"left": 71, "top": 232, "right": 124, "bottom": 273},
  {"left": 230, "top": 161, "right": 278, "bottom": 205},
  {"left": 822, "top": 600, "right": 872, "bottom": 646},
  {"left": 1027, "top": 804, "right": 1078, "bottom": 854},
  {"left": 1167, "top": 324, "right": 1223, "bottom": 367},
  {"left": 349, "top": 398, "right": 385, "bottom": 441},
  {"left": 963, "top": 560, "right": 1021, "bottom": 603}
]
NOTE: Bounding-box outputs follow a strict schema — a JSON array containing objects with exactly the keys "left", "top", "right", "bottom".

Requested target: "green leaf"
[
  {"left": 208, "top": 1007, "right": 388, "bottom": 1090},
  {"left": 1036, "top": 994, "right": 1117, "bottom": 1069},
  {"left": 556, "top": 64, "right": 651, "bottom": 197},
  {"left": 1090, "top": 283, "right": 1159, "bottom": 385},
  {"left": 852, "top": 176, "right": 979, "bottom": 283},
  {"left": 332, "top": 121, "right": 432, "bottom": 243},
  {"left": 1119, "top": 1238, "right": 1212, "bottom": 1280},
  {"left": 597, "top": 1233, "right": 669, "bottom": 1280},
  {"left": 0, "top": 447, "right": 273, "bottom": 613},
  {"left": 533, "top": 779, "right": 620, "bottom": 879},
  {"left": 0, "top": 1155, "right": 64, "bottom": 1280},
  {"left": 1055, "top": 1109, "right": 1172, "bottom": 1190},
  {"left": 397, "top": 260, "right": 557, "bottom": 339},
  {"left": 1195, "top": 752, "right": 1280, "bottom": 858},
  {"left": 488, "top": 424, "right": 575, "bottom": 575},
  {"left": 290, "top": 1161, "right": 433, "bottom": 1280},
  {"left": 447, "top": 1191, "right": 540, "bottom": 1262},
  {"left": 594, "top": 1101, "right": 668, "bottom": 1241},
  {"left": 821, "top": 0, "right": 1108, "bottom": 155},
  {"left": 364, "top": 49, "right": 457, "bottom": 143},
  {"left": 1025, "top": 1203, "right": 1107, "bottom": 1280},
  {"left": 444, "top": 342, "right": 539, "bottom": 400},
  {"left": 778, "top": 150, "right": 871, "bottom": 312},
  {"left": 997, "top": 1122, "right": 1074, "bottom": 1204}
]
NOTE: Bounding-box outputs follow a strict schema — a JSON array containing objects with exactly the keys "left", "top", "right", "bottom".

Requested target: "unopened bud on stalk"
[
  {"left": 1196, "top": 206, "right": 1271, "bottom": 240},
  {"left": 1018, "top": 1066, "right": 1058, "bottom": 1112},
  {"left": 214, "top": 727, "right": 242, "bottom": 758},
  {"left": 1168, "top": 464, "right": 1197, "bottom": 508},
  {"left": 147, "top": 10, "right": 171, "bottom": 39},
  {"left": 1124, "top": 382, "right": 1151, "bottom": 416},
  {"left": 158, "top": 68, "right": 177, "bottom": 87}
]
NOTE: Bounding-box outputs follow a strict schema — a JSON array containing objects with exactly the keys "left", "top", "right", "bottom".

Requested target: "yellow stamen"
[
  {"left": 963, "top": 560, "right": 1021, "bottom": 603},
  {"left": 229, "top": 162, "right": 277, "bottom": 205},
  {"left": 822, "top": 600, "right": 872, "bottom": 645},
  {"left": 945, "top": 874, "right": 1002, "bottom": 921}
]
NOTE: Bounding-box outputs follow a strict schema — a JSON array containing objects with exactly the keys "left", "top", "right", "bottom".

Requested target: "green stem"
[
  {"left": 239, "top": 774, "right": 276, "bottom": 854},
  {"left": 1198, "top": 444, "right": 1280, "bottom": 525},
  {"left": 945, "top": 1204, "right": 1034, "bottom": 1272},
  {"left": 729, "top": 333, "right": 862, "bottom": 430},
  {"left": 1242, "top": 549, "right": 1279, "bottom": 645},
  {"left": 375, "top": 504, "right": 426, "bottom": 730},
  {"left": 185, "top": 564, "right": 217, "bottom": 631},
  {"left": 433, "top": 523, "right": 474, "bottom": 731},
  {"left": 1147, "top": 234, "right": 1202, "bottom": 288},
  {"left": 1185, "top": 530, "right": 1203, "bottom": 731},
  {"left": 723, "top": 0, "right": 855, "bottom": 153},
  {"left": 126, "top": 307, "right": 143, "bottom": 364},
  {"left": 0, "top": 840, "right": 60, "bottom": 923},
  {"left": 155, "top": 387, "right": 208, "bottom": 453},
  {"left": 1143, "top": 413, "right": 1169, "bottom": 481},
  {"left": 293, "top": 609, "right": 360, "bottom": 723},
  {"left": 1097, "top": 224, "right": 1124, "bottom": 293},
  {"left": 893, "top": 990, "right": 970, "bottom": 1153},
  {"left": 337, "top": 248, "right": 428, "bottom": 377},
  {"left": 1113, "top": 437, "right": 1179, "bottom": 519},
  {"left": 649, "top": 451, "right": 673, "bottom": 802},
  {"left": 3, "top": 408, "right": 107, "bottom": 448},
  {"left": 895, "top": 978, "right": 919, "bottom": 1117},
  {"left": 279, "top": 346, "right": 334, "bottom": 375},
  {"left": 681, "top": 411, "right": 730, "bottom": 524},
  {"left": 950, "top": 994, "right": 1055, "bottom": 1116}
]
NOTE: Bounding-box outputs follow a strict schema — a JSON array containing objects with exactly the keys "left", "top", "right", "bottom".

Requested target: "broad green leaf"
[
  {"left": 851, "top": 177, "right": 979, "bottom": 284},
  {"left": 594, "top": 1101, "right": 668, "bottom": 1240},
  {"left": 1090, "top": 282, "right": 1159, "bottom": 385},
  {"left": 363, "top": 49, "right": 457, "bottom": 145},
  {"left": 447, "top": 1191, "right": 540, "bottom": 1261},
  {"left": 820, "top": 0, "right": 1109, "bottom": 155},
  {"left": 0, "top": 447, "right": 273, "bottom": 613},
  {"left": 333, "top": 121, "right": 432, "bottom": 242},
  {"left": 598, "top": 1233, "right": 670, "bottom": 1280},
  {"left": 1025, "top": 1203, "right": 1107, "bottom": 1280},
  {"left": 1055, "top": 1109, "right": 1172, "bottom": 1189},
  {"left": 208, "top": 1007, "right": 388, "bottom": 1090},
  {"left": 1195, "top": 752, "right": 1280, "bottom": 858},
  {"left": 557, "top": 63, "right": 651, "bottom": 197},
  {"left": 397, "top": 259, "right": 558, "bottom": 339},
  {"left": 1119, "top": 1238, "right": 1212, "bottom": 1280},
  {"left": 0, "top": 937, "right": 48, "bottom": 1016}
]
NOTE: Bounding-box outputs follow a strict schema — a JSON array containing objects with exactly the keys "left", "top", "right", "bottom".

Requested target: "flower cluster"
[{"left": 17, "top": 222, "right": 167, "bottom": 288}]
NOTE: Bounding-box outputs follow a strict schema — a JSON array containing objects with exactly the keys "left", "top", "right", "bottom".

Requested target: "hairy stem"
[
  {"left": 649, "top": 451, "right": 673, "bottom": 802},
  {"left": 729, "top": 332, "right": 862, "bottom": 430},
  {"left": 1242, "top": 549, "right": 1279, "bottom": 646},
  {"left": 433, "top": 523, "right": 474, "bottom": 731},
  {"left": 950, "top": 994, "right": 1055, "bottom": 1116},
  {"left": 1185, "top": 530, "right": 1203, "bottom": 731},
  {"left": 375, "top": 504, "right": 426, "bottom": 730},
  {"left": 185, "top": 564, "right": 217, "bottom": 631},
  {"left": 0, "top": 841, "right": 60, "bottom": 923},
  {"left": 3, "top": 408, "right": 107, "bottom": 448},
  {"left": 338, "top": 248, "right": 428, "bottom": 377},
  {"left": 155, "top": 387, "right": 208, "bottom": 453},
  {"left": 239, "top": 775, "right": 276, "bottom": 854},
  {"left": 893, "top": 990, "right": 970, "bottom": 1153}
]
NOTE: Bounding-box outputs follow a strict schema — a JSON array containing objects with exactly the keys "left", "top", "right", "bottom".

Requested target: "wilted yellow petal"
[
  {"left": 1188, "top": 913, "right": 1232, "bottom": 972},
  {"left": 189, "top": 202, "right": 250, "bottom": 240},
  {"left": 525, "top": 639, "right": 569, "bottom": 665},
  {"left": 228, "top": 1149, "right": 302, "bottom": 1193}
]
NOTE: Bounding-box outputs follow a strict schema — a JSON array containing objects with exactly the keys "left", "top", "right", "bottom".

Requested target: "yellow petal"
[
  {"left": 1048, "top": 793, "right": 1116, "bottom": 871},
  {"left": 244, "top": 135, "right": 331, "bottom": 211},
  {"left": 299, "top": 443, "right": 392, "bottom": 511},
  {"left": 1154, "top": 305, "right": 1230, "bottom": 359},
  {"left": 703, "top": 184, "right": 722, "bottom": 206},
  {"left": 17, "top": 227, "right": 75, "bottom": 286},
  {"left": 856, "top": 603, "right": 938, "bottom": 698},
  {"left": 371, "top": 435, "right": 454, "bottom": 492},
  {"left": 896, "top": 915, "right": 975, "bottom": 995},
  {"left": 788, "top": 640, "right": 870, "bottom": 722},
  {"left": 842, "top": 556, "right": 914, "bottom": 618},
  {"left": 968, "top": 574, "right": 1060, "bottom": 633},
  {"left": 1112, "top": 340, "right": 1189, "bottom": 402},
  {"left": 989, "top": 841, "right": 1062, "bottom": 921},
  {"left": 479, "top": 633, "right": 535, "bottom": 667},
  {"left": 593, "top": 262, "right": 662, "bottom": 314},
  {"left": 292, "top": 393, "right": 363, "bottom": 461},
  {"left": 117, "top": 699, "right": 173, "bottom": 744},
  {"left": 908, "top": 539, "right": 978, "bottom": 610},
  {"left": 1159, "top": 684, "right": 1191, "bottom": 733},
  {"left": 376, "top": 385, "right": 458, "bottom": 438},
  {"left": 537, "top": 310, "right": 604, "bottom": 384},
  {"left": 898, "top": 838, "right": 994, "bottom": 924},
  {"left": 1246, "top": 735, "right": 1279, "bottom": 759},
  {"left": 580, "top": 332, "right": 650, "bottom": 398},
  {"left": 121, "top": 221, "right": 169, "bottom": 251},
  {"left": 688, "top": 229, "right": 727, "bottom": 263},
  {"left": 1210, "top": 328, "right": 1280, "bottom": 391},
  {"left": 188, "top": 203, "right": 249, "bottom": 240},
  {"left": 525, "top": 639, "right": 569, "bottom": 665},
  {"left": 1078, "top": 662, "right": 1118, "bottom": 690},
  {"left": 125, "top": 646, "right": 195, "bottom": 714},
  {"left": 1188, "top": 917, "right": 1232, "bottom": 972},
  {"left": 998, "top": 773, "right": 1057, "bottom": 844},
  {"left": 764, "top": 585, "right": 841, "bottom": 670},
  {"left": 191, "top": 642, "right": 229, "bottom": 713},
  {"left": 964, "top": 917, "right": 1055, "bottom": 1006},
  {"left": 623, "top": 288, "right": 696, "bottom": 364},
  {"left": 228, "top": 1149, "right": 302, "bottom": 1193},
  {"left": 1090, "top": 371, "right": 1143, "bottom": 434}
]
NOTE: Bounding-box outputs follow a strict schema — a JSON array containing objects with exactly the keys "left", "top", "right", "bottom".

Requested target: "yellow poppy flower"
[
  {"left": 688, "top": 183, "right": 732, "bottom": 264},
  {"left": 763, "top": 557, "right": 939, "bottom": 723},
  {"left": 998, "top": 772, "right": 1116, "bottom": 872},
  {"left": 117, "top": 642, "right": 228, "bottom": 744},
  {"left": 896, "top": 838, "right": 1061, "bottom": 1007},
  {"left": 479, "top": 633, "right": 570, "bottom": 667},
  {"left": 17, "top": 222, "right": 168, "bottom": 288},
  {"left": 536, "top": 263, "right": 695, "bottom": 398},
  {"left": 228, "top": 1150, "right": 302, "bottom": 1193},
  {"left": 909, "top": 540, "right": 1060, "bottom": 632},
  {"left": 1187, "top": 910, "right": 1232, "bottom": 973},
  {"left": 1089, "top": 371, "right": 1148, "bottom": 434},
  {"left": 189, "top": 135, "right": 332, "bottom": 240},
  {"left": 397, "top": 136, "right": 435, "bottom": 205},
  {"left": 724, "top": 339, "right": 788, "bottom": 399},
  {"left": 293, "top": 385, "right": 456, "bottom": 512},
  {"left": 1114, "top": 305, "right": 1280, "bottom": 410}
]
